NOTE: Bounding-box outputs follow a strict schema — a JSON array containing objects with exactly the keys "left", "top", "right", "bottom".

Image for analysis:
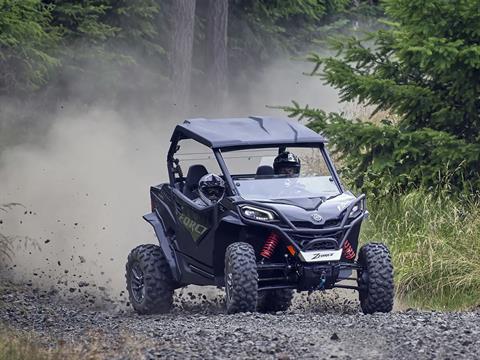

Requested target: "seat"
[
  {"left": 183, "top": 164, "right": 208, "bottom": 199},
  {"left": 256, "top": 165, "right": 274, "bottom": 178}
]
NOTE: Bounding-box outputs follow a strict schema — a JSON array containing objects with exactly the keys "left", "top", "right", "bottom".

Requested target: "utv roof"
[{"left": 171, "top": 116, "right": 326, "bottom": 149}]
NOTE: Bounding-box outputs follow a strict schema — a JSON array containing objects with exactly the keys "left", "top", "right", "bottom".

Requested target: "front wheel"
[
  {"left": 357, "top": 243, "right": 394, "bottom": 314},
  {"left": 224, "top": 242, "right": 258, "bottom": 314}
]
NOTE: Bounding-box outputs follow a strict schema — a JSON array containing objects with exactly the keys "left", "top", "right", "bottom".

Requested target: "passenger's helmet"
[
  {"left": 273, "top": 151, "right": 301, "bottom": 176},
  {"left": 198, "top": 174, "right": 226, "bottom": 205}
]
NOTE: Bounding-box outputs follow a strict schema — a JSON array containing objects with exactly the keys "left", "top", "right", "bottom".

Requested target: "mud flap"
[{"left": 143, "top": 212, "right": 180, "bottom": 282}]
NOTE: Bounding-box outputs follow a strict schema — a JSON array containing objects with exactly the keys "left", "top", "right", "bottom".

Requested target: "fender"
[{"left": 143, "top": 212, "right": 181, "bottom": 282}]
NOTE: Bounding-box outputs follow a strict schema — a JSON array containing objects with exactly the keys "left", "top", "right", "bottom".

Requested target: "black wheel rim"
[{"left": 130, "top": 262, "right": 145, "bottom": 303}]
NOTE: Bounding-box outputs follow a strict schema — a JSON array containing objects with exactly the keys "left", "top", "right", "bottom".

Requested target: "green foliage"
[
  {"left": 287, "top": 0, "right": 480, "bottom": 194},
  {"left": 105, "top": 0, "right": 164, "bottom": 56},
  {"left": 0, "top": 0, "right": 380, "bottom": 102},
  {"left": 245, "top": 0, "right": 351, "bottom": 21},
  {"left": 362, "top": 190, "right": 480, "bottom": 310},
  {"left": 251, "top": 0, "right": 374, "bottom": 45},
  {"left": 228, "top": 0, "right": 381, "bottom": 75},
  {"left": 0, "top": 0, "right": 59, "bottom": 94},
  {"left": 45, "top": 0, "right": 165, "bottom": 102},
  {"left": 49, "top": 0, "right": 163, "bottom": 54},
  {"left": 286, "top": 102, "right": 480, "bottom": 195},
  {"left": 47, "top": 1, "right": 117, "bottom": 42},
  {"left": 0, "top": 0, "right": 165, "bottom": 100}
]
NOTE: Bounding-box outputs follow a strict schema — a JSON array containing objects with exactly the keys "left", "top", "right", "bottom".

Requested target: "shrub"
[{"left": 362, "top": 189, "right": 480, "bottom": 310}]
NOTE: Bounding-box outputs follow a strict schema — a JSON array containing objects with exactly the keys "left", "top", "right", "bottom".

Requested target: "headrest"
[
  {"left": 185, "top": 165, "right": 208, "bottom": 188},
  {"left": 256, "top": 165, "right": 274, "bottom": 176}
]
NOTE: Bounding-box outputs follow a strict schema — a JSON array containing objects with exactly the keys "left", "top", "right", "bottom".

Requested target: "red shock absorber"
[
  {"left": 260, "top": 232, "right": 280, "bottom": 259},
  {"left": 342, "top": 240, "right": 356, "bottom": 260}
]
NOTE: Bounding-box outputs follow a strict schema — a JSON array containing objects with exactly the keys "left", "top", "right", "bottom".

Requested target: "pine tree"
[
  {"left": 286, "top": 0, "right": 480, "bottom": 195},
  {"left": 43, "top": 0, "right": 165, "bottom": 104},
  {"left": 0, "top": 0, "right": 59, "bottom": 94}
]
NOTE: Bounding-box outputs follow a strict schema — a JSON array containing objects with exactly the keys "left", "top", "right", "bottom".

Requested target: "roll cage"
[{"left": 167, "top": 116, "right": 338, "bottom": 195}]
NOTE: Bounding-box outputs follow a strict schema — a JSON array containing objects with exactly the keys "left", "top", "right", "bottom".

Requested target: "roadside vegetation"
[
  {"left": 0, "top": 203, "right": 30, "bottom": 270},
  {"left": 286, "top": 0, "right": 480, "bottom": 310},
  {"left": 0, "top": 204, "right": 15, "bottom": 268},
  {"left": 0, "top": 327, "right": 82, "bottom": 360},
  {"left": 363, "top": 190, "right": 480, "bottom": 310}
]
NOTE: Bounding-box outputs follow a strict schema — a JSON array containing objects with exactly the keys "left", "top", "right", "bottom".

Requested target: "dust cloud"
[{"left": 0, "top": 57, "right": 340, "bottom": 305}]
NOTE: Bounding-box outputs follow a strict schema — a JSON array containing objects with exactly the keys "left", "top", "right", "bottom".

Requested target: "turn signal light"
[{"left": 286, "top": 245, "right": 296, "bottom": 256}]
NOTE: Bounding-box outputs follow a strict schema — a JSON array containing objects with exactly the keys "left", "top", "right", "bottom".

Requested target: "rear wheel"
[
  {"left": 224, "top": 242, "right": 258, "bottom": 314},
  {"left": 257, "top": 288, "right": 294, "bottom": 312},
  {"left": 126, "top": 244, "right": 174, "bottom": 314},
  {"left": 357, "top": 243, "right": 394, "bottom": 314}
]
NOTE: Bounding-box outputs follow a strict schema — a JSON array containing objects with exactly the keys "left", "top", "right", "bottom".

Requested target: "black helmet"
[
  {"left": 273, "top": 151, "right": 301, "bottom": 175},
  {"left": 199, "top": 174, "right": 226, "bottom": 205}
]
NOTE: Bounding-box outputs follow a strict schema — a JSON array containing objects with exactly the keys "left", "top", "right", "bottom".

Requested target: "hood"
[{"left": 256, "top": 193, "right": 358, "bottom": 225}]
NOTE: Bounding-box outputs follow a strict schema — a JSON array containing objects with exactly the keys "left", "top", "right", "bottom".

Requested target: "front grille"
[
  {"left": 324, "top": 219, "right": 342, "bottom": 227},
  {"left": 305, "top": 239, "right": 337, "bottom": 251},
  {"left": 291, "top": 232, "right": 341, "bottom": 251},
  {"left": 292, "top": 218, "right": 343, "bottom": 229}
]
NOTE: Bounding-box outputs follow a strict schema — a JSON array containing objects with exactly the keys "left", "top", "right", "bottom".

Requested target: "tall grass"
[
  {"left": 0, "top": 204, "right": 14, "bottom": 266},
  {"left": 0, "top": 203, "right": 39, "bottom": 270},
  {"left": 362, "top": 190, "right": 480, "bottom": 310},
  {"left": 0, "top": 329, "right": 81, "bottom": 360}
]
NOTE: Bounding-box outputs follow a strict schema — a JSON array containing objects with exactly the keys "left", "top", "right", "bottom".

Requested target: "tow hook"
[{"left": 319, "top": 271, "right": 326, "bottom": 290}]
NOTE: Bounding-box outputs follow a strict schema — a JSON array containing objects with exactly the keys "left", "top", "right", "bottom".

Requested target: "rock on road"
[{"left": 1, "top": 282, "right": 479, "bottom": 360}]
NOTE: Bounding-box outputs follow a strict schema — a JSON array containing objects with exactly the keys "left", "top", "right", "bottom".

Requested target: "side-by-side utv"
[{"left": 126, "top": 117, "right": 394, "bottom": 314}]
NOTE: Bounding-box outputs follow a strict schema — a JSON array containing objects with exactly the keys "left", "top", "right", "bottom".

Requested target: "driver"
[
  {"left": 193, "top": 173, "right": 225, "bottom": 207},
  {"left": 273, "top": 151, "right": 301, "bottom": 177}
]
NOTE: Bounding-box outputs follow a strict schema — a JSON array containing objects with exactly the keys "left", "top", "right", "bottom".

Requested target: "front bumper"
[
  {"left": 237, "top": 194, "right": 367, "bottom": 262},
  {"left": 257, "top": 260, "right": 362, "bottom": 291}
]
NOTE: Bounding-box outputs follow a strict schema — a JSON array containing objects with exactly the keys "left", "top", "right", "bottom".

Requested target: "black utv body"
[{"left": 126, "top": 117, "right": 394, "bottom": 314}]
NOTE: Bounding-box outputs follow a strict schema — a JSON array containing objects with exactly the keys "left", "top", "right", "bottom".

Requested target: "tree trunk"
[
  {"left": 205, "top": 0, "right": 228, "bottom": 107},
  {"left": 170, "top": 0, "right": 196, "bottom": 112}
]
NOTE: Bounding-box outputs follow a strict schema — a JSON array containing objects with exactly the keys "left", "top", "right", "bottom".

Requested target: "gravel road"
[{"left": 1, "top": 281, "right": 479, "bottom": 360}]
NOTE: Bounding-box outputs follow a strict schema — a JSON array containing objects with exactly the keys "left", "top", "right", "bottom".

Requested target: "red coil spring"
[
  {"left": 260, "top": 232, "right": 280, "bottom": 259},
  {"left": 342, "top": 240, "right": 356, "bottom": 260}
]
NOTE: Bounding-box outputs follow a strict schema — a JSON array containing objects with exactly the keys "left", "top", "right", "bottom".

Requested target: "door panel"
[{"left": 173, "top": 189, "right": 216, "bottom": 267}]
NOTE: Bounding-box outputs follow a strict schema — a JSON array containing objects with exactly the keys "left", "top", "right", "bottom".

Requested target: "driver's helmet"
[
  {"left": 273, "top": 151, "right": 301, "bottom": 176},
  {"left": 198, "top": 173, "right": 226, "bottom": 205}
]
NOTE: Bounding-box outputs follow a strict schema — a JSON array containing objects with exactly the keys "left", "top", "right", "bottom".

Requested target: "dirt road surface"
[{"left": 1, "top": 281, "right": 479, "bottom": 359}]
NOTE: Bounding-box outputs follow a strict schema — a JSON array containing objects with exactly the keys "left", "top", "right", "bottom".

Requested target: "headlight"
[
  {"left": 348, "top": 205, "right": 361, "bottom": 218},
  {"left": 241, "top": 205, "right": 277, "bottom": 221}
]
